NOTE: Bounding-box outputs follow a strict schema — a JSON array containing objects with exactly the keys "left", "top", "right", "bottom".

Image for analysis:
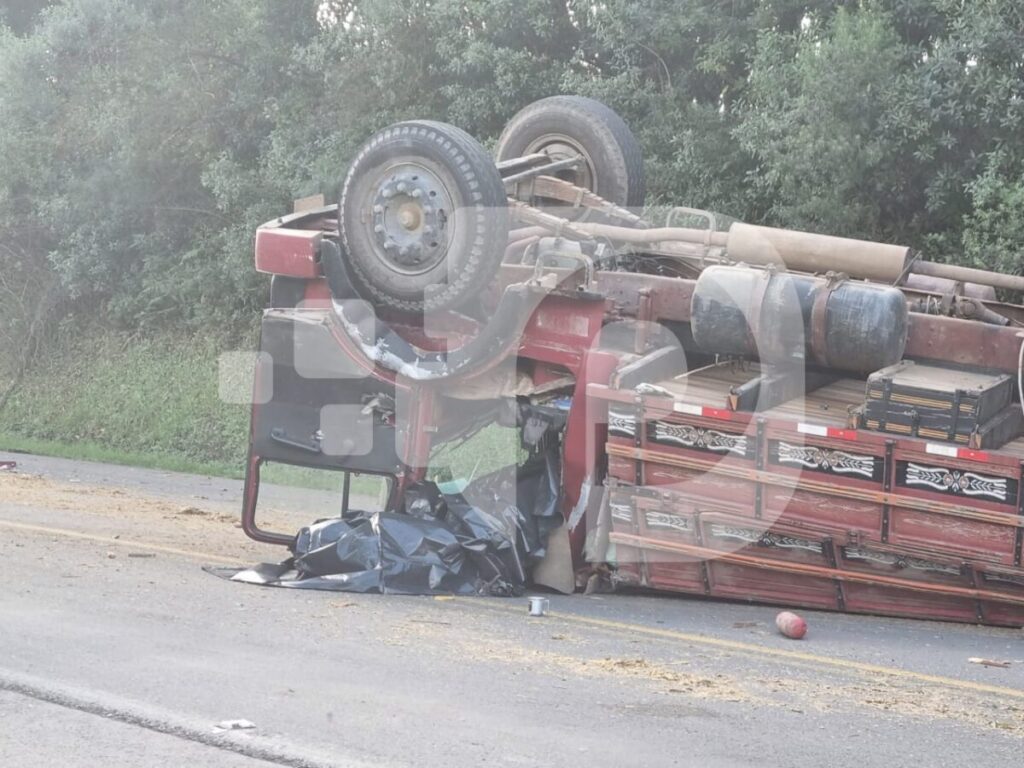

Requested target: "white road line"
[{"left": 0, "top": 667, "right": 377, "bottom": 768}]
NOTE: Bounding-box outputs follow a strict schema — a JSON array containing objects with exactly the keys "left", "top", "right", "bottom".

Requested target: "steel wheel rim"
[
  {"left": 523, "top": 133, "right": 596, "bottom": 192},
  {"left": 361, "top": 160, "right": 457, "bottom": 276}
]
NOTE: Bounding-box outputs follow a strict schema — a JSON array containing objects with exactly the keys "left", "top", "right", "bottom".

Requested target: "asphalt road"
[{"left": 1, "top": 452, "right": 1022, "bottom": 767}]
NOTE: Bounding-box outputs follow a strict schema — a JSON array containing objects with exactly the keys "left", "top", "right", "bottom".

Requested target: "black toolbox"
[{"left": 862, "top": 361, "right": 1017, "bottom": 447}]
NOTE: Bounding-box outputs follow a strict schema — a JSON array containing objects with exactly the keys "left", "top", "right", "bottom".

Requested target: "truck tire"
[
  {"left": 340, "top": 120, "right": 509, "bottom": 313},
  {"left": 495, "top": 96, "right": 645, "bottom": 210}
]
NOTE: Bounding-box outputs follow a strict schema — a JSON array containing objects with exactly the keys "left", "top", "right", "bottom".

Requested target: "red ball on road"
[{"left": 775, "top": 611, "right": 808, "bottom": 639}]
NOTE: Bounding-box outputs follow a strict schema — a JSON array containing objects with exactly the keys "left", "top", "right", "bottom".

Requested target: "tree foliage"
[{"left": 1, "top": 0, "right": 1023, "bottom": 344}]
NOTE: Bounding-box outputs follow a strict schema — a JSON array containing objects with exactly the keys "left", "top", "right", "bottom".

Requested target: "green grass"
[
  {"left": 427, "top": 425, "right": 523, "bottom": 482},
  {"left": 260, "top": 463, "right": 386, "bottom": 496},
  {"left": 0, "top": 327, "right": 523, "bottom": 495},
  {"left": 0, "top": 430, "right": 243, "bottom": 477},
  {"left": 0, "top": 429, "right": 391, "bottom": 496},
  {"left": 1, "top": 329, "right": 252, "bottom": 466}
]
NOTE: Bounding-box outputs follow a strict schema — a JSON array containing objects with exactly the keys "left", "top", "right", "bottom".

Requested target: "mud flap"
[{"left": 532, "top": 525, "right": 575, "bottom": 594}]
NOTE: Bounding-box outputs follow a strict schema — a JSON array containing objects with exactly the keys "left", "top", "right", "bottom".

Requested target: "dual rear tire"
[
  {"left": 339, "top": 97, "right": 645, "bottom": 312},
  {"left": 495, "top": 95, "right": 645, "bottom": 212}
]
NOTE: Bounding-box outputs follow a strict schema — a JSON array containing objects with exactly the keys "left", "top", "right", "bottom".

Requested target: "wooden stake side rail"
[
  {"left": 608, "top": 533, "right": 1024, "bottom": 606},
  {"left": 604, "top": 443, "right": 1024, "bottom": 531},
  {"left": 608, "top": 531, "right": 1024, "bottom": 626},
  {"left": 589, "top": 382, "right": 1024, "bottom": 470},
  {"left": 588, "top": 379, "right": 1024, "bottom": 626}
]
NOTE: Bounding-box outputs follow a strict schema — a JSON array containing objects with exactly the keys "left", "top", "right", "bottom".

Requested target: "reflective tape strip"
[
  {"left": 797, "top": 423, "right": 828, "bottom": 437},
  {"left": 673, "top": 403, "right": 733, "bottom": 421},
  {"left": 926, "top": 443, "right": 991, "bottom": 463},
  {"left": 797, "top": 423, "right": 858, "bottom": 441},
  {"left": 673, "top": 403, "right": 703, "bottom": 417}
]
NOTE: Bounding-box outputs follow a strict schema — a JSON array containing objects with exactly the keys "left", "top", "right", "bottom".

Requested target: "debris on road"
[
  {"left": 528, "top": 596, "right": 550, "bottom": 616},
  {"left": 0, "top": 461, "right": 16, "bottom": 471},
  {"left": 127, "top": 552, "right": 157, "bottom": 558},
  {"left": 968, "top": 657, "right": 1011, "bottom": 668},
  {"left": 775, "top": 611, "right": 808, "bottom": 640},
  {"left": 214, "top": 719, "right": 257, "bottom": 732}
]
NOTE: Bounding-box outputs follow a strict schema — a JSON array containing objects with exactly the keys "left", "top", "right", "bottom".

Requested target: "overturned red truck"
[{"left": 243, "top": 96, "right": 1024, "bottom": 626}]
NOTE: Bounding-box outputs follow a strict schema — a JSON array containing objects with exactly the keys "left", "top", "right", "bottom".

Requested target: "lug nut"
[
  {"left": 411, "top": 189, "right": 422, "bottom": 198},
  {"left": 373, "top": 204, "right": 384, "bottom": 214},
  {"left": 396, "top": 182, "right": 407, "bottom": 193},
  {"left": 374, "top": 224, "right": 385, "bottom": 233}
]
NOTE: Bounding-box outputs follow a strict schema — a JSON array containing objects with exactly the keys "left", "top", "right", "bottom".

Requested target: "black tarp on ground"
[{"left": 218, "top": 440, "right": 565, "bottom": 596}]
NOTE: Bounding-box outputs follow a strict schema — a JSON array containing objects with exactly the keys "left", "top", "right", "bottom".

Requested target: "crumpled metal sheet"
[{"left": 219, "top": 442, "right": 564, "bottom": 596}]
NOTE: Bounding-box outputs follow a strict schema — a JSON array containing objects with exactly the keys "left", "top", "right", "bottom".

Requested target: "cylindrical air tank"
[{"left": 690, "top": 265, "right": 907, "bottom": 373}]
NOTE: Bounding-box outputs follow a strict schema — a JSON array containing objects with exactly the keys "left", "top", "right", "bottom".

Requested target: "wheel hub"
[
  {"left": 369, "top": 164, "right": 451, "bottom": 272},
  {"left": 525, "top": 135, "right": 595, "bottom": 193}
]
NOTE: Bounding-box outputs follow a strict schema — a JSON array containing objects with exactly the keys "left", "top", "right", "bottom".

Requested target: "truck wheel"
[
  {"left": 340, "top": 121, "right": 509, "bottom": 313},
  {"left": 495, "top": 95, "right": 645, "bottom": 210}
]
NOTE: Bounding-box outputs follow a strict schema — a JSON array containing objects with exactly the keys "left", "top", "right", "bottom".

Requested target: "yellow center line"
[
  {"left": 452, "top": 597, "right": 1024, "bottom": 701},
  {"left": 0, "top": 519, "right": 249, "bottom": 566},
  {"left": 7, "top": 515, "right": 1022, "bottom": 701}
]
